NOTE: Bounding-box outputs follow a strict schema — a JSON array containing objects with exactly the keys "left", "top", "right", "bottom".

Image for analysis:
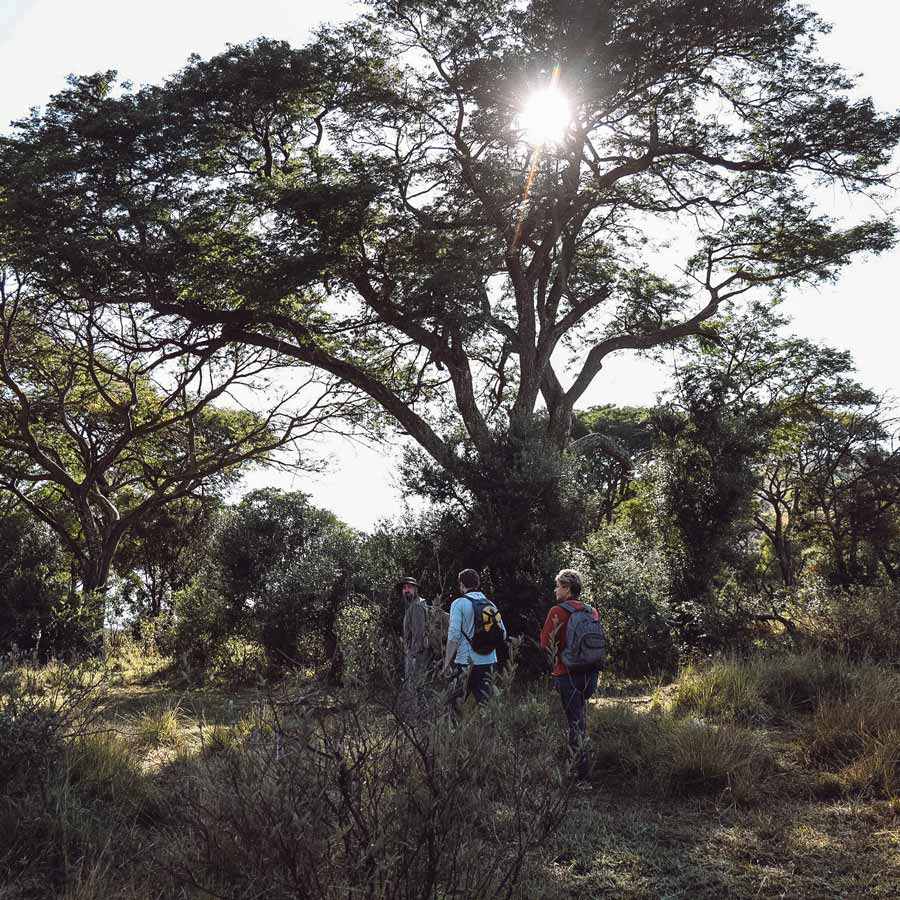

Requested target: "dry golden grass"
[{"left": 4, "top": 653, "right": 900, "bottom": 899}]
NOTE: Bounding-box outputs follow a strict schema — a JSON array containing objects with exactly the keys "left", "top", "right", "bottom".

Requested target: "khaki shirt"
[{"left": 403, "top": 597, "right": 429, "bottom": 658}]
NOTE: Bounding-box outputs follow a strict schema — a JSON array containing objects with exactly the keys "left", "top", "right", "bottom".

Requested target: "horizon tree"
[
  {"left": 0, "top": 270, "right": 368, "bottom": 643},
  {"left": 668, "top": 304, "right": 900, "bottom": 587},
  {"left": 2, "top": 0, "right": 898, "bottom": 620}
]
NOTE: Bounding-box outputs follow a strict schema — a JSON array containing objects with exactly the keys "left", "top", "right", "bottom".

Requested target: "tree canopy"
[
  {"left": 1, "top": 0, "right": 899, "bottom": 627},
  {"left": 1, "top": 1, "right": 896, "bottom": 486},
  {"left": 0, "top": 267, "right": 358, "bottom": 628}
]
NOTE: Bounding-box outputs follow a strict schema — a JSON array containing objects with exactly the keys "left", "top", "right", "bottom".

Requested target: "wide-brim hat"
[{"left": 396, "top": 575, "right": 420, "bottom": 591}]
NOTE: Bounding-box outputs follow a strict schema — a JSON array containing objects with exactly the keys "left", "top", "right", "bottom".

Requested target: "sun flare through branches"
[{"left": 517, "top": 69, "right": 572, "bottom": 148}]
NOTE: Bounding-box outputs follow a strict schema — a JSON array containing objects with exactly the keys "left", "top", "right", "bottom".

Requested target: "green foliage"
[
  {"left": 398, "top": 418, "right": 572, "bottom": 648},
  {"left": 113, "top": 497, "right": 222, "bottom": 623},
  {"left": 568, "top": 405, "right": 655, "bottom": 530},
  {"left": 653, "top": 376, "right": 770, "bottom": 613},
  {"left": 0, "top": 508, "right": 79, "bottom": 658},
  {"left": 166, "top": 489, "right": 371, "bottom": 681},
  {"left": 575, "top": 519, "right": 677, "bottom": 675},
  {"left": 219, "top": 488, "right": 364, "bottom": 675},
  {"left": 169, "top": 578, "right": 233, "bottom": 678}
]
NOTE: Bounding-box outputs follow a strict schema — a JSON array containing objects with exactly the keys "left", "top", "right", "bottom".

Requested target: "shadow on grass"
[{"left": 534, "top": 792, "right": 900, "bottom": 899}]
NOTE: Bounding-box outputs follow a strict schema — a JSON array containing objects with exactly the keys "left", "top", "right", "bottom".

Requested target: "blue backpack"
[{"left": 559, "top": 601, "right": 607, "bottom": 672}]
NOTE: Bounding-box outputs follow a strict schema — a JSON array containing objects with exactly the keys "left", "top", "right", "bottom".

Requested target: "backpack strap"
[
  {"left": 559, "top": 601, "right": 579, "bottom": 614},
  {"left": 459, "top": 592, "right": 480, "bottom": 647}
]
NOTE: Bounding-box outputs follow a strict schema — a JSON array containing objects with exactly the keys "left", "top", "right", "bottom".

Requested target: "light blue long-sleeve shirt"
[{"left": 447, "top": 591, "right": 505, "bottom": 666}]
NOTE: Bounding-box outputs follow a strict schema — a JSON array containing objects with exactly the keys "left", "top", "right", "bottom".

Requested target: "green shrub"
[
  {"left": 169, "top": 580, "right": 233, "bottom": 679},
  {"left": 589, "top": 703, "right": 773, "bottom": 802},
  {"left": 209, "top": 637, "right": 267, "bottom": 686},
  {"left": 0, "top": 696, "right": 62, "bottom": 795},
  {"left": 575, "top": 523, "right": 678, "bottom": 676},
  {"left": 0, "top": 657, "right": 107, "bottom": 796}
]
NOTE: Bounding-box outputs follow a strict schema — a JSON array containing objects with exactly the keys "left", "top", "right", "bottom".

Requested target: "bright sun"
[{"left": 518, "top": 84, "right": 572, "bottom": 146}]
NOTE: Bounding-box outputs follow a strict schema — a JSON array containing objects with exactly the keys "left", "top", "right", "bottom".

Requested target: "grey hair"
[{"left": 556, "top": 568, "right": 582, "bottom": 597}]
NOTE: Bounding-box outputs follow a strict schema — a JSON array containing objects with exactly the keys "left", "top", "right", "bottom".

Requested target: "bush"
[
  {"left": 575, "top": 522, "right": 677, "bottom": 676},
  {"left": 790, "top": 580, "right": 900, "bottom": 662},
  {"left": 335, "top": 596, "right": 398, "bottom": 687},
  {"left": 165, "top": 669, "right": 568, "bottom": 899},
  {"left": 0, "top": 695, "right": 63, "bottom": 796},
  {"left": 0, "top": 657, "right": 107, "bottom": 796},
  {"left": 589, "top": 703, "right": 773, "bottom": 803},
  {"left": 169, "top": 579, "right": 233, "bottom": 679},
  {"left": 209, "top": 637, "right": 267, "bottom": 686}
]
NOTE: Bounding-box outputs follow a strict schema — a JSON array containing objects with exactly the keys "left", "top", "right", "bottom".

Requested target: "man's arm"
[
  {"left": 443, "top": 639, "right": 459, "bottom": 673},
  {"left": 540, "top": 608, "right": 563, "bottom": 665},
  {"left": 443, "top": 599, "right": 462, "bottom": 672},
  {"left": 410, "top": 600, "right": 428, "bottom": 655}
]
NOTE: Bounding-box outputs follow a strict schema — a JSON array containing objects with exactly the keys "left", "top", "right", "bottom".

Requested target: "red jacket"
[{"left": 540, "top": 600, "right": 593, "bottom": 677}]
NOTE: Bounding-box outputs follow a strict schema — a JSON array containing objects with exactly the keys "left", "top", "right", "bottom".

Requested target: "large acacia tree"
[
  {"left": 0, "top": 269, "right": 363, "bottom": 639},
  {"left": 2, "top": 0, "right": 898, "bottom": 614}
]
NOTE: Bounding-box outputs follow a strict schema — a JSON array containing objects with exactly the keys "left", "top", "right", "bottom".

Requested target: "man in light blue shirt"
[{"left": 442, "top": 568, "right": 506, "bottom": 707}]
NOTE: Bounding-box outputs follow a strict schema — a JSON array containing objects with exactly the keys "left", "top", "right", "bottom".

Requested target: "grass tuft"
[{"left": 134, "top": 702, "right": 186, "bottom": 749}]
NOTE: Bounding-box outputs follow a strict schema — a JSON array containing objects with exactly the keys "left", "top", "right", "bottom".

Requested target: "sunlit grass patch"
[
  {"left": 65, "top": 731, "right": 162, "bottom": 821},
  {"left": 199, "top": 721, "right": 240, "bottom": 757},
  {"left": 133, "top": 701, "right": 187, "bottom": 749},
  {"left": 801, "top": 672, "right": 900, "bottom": 799},
  {"left": 666, "top": 661, "right": 767, "bottom": 723},
  {"left": 667, "top": 718, "right": 772, "bottom": 802},
  {"left": 663, "top": 653, "right": 868, "bottom": 725}
]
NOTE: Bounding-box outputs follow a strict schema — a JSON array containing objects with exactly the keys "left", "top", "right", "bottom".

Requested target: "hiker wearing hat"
[{"left": 399, "top": 576, "right": 431, "bottom": 693}]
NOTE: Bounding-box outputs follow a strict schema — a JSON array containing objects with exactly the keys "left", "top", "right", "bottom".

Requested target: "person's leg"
[
  {"left": 584, "top": 670, "right": 599, "bottom": 702},
  {"left": 446, "top": 663, "right": 467, "bottom": 718},
  {"left": 556, "top": 672, "right": 590, "bottom": 779},
  {"left": 577, "top": 671, "right": 598, "bottom": 778},
  {"left": 400, "top": 654, "right": 418, "bottom": 714},
  {"left": 467, "top": 663, "right": 494, "bottom": 705}
]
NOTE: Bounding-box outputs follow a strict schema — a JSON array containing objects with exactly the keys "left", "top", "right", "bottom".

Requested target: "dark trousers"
[
  {"left": 554, "top": 670, "right": 599, "bottom": 779},
  {"left": 466, "top": 663, "right": 495, "bottom": 704},
  {"left": 448, "top": 662, "right": 495, "bottom": 712}
]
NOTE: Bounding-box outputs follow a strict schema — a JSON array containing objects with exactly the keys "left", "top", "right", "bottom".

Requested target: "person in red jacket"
[{"left": 540, "top": 568, "right": 599, "bottom": 783}]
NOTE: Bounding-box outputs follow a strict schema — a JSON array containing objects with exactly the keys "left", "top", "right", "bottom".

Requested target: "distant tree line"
[{"left": 3, "top": 304, "right": 896, "bottom": 674}]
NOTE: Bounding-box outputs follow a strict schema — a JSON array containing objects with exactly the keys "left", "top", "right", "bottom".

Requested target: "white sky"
[{"left": 1, "top": 0, "right": 898, "bottom": 530}]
